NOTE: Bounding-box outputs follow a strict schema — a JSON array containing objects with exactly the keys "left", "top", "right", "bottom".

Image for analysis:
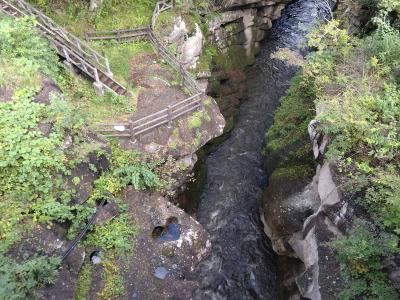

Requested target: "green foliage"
[
  {"left": 0, "top": 255, "right": 60, "bottom": 300},
  {"left": 75, "top": 264, "right": 93, "bottom": 300},
  {"left": 85, "top": 213, "right": 137, "bottom": 256},
  {"left": 364, "top": 24, "right": 400, "bottom": 80},
  {"left": 0, "top": 89, "right": 67, "bottom": 207},
  {"left": 188, "top": 111, "right": 203, "bottom": 129},
  {"left": 330, "top": 221, "right": 398, "bottom": 300},
  {"left": 264, "top": 74, "right": 316, "bottom": 172},
  {"left": 364, "top": 169, "right": 400, "bottom": 234},
  {"left": 49, "top": 95, "right": 86, "bottom": 134},
  {"left": 0, "top": 17, "right": 60, "bottom": 89},
  {"left": 93, "top": 143, "right": 160, "bottom": 194}
]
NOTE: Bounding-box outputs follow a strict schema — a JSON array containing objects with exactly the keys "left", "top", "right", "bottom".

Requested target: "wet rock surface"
[
  {"left": 193, "top": 1, "right": 331, "bottom": 299},
  {"left": 120, "top": 188, "right": 211, "bottom": 299}
]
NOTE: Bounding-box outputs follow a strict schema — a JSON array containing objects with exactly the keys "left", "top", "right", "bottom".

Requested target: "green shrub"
[
  {"left": 85, "top": 213, "right": 137, "bottom": 256},
  {"left": 330, "top": 221, "right": 398, "bottom": 300},
  {"left": 0, "top": 89, "right": 66, "bottom": 203},
  {"left": 0, "top": 255, "right": 60, "bottom": 300},
  {"left": 364, "top": 24, "right": 400, "bottom": 79},
  {"left": 0, "top": 17, "right": 60, "bottom": 89},
  {"left": 188, "top": 112, "right": 202, "bottom": 129}
]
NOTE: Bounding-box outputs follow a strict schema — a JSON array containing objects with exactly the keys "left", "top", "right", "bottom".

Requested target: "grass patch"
[
  {"left": 97, "top": 254, "right": 125, "bottom": 300},
  {"left": 90, "top": 40, "right": 153, "bottom": 85},
  {"left": 75, "top": 264, "right": 94, "bottom": 300},
  {"left": 32, "top": 0, "right": 155, "bottom": 37},
  {"left": 57, "top": 70, "right": 138, "bottom": 125}
]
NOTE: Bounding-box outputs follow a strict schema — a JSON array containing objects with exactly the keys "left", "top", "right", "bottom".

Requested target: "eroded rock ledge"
[{"left": 262, "top": 123, "right": 400, "bottom": 299}]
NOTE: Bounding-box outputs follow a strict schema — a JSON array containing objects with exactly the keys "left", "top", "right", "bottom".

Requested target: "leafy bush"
[
  {"left": 364, "top": 23, "right": 400, "bottom": 80},
  {"left": 330, "top": 221, "right": 398, "bottom": 300},
  {"left": 0, "top": 89, "right": 66, "bottom": 203},
  {"left": 95, "top": 143, "right": 160, "bottom": 193},
  {"left": 0, "top": 255, "right": 60, "bottom": 300},
  {"left": 0, "top": 17, "right": 60, "bottom": 89},
  {"left": 85, "top": 213, "right": 137, "bottom": 255}
]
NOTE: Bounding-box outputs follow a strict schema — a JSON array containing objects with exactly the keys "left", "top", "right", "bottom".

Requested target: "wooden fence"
[
  {"left": 84, "top": 24, "right": 205, "bottom": 140},
  {"left": 151, "top": 0, "right": 173, "bottom": 28},
  {"left": 85, "top": 27, "right": 201, "bottom": 94},
  {"left": 94, "top": 92, "right": 204, "bottom": 141},
  {"left": 0, "top": 0, "right": 130, "bottom": 96},
  {"left": 84, "top": 27, "right": 149, "bottom": 42}
]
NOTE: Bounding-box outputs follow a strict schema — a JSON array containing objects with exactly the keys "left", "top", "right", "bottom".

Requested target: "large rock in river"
[{"left": 122, "top": 188, "right": 211, "bottom": 299}]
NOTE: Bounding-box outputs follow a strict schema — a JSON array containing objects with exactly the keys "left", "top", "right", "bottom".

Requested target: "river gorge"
[{"left": 191, "top": 1, "right": 335, "bottom": 299}]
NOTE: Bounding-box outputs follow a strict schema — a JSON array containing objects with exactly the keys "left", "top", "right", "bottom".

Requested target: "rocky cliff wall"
[
  {"left": 208, "top": 0, "right": 292, "bottom": 68},
  {"left": 204, "top": 0, "right": 292, "bottom": 132},
  {"left": 262, "top": 116, "right": 400, "bottom": 299}
]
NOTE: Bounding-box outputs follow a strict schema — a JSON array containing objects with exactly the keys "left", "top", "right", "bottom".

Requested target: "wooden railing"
[
  {"left": 84, "top": 27, "right": 149, "bottom": 42},
  {"left": 94, "top": 92, "right": 204, "bottom": 141},
  {"left": 2, "top": 0, "right": 112, "bottom": 75},
  {"left": 0, "top": 0, "right": 131, "bottom": 96},
  {"left": 85, "top": 27, "right": 201, "bottom": 95},
  {"left": 151, "top": 0, "right": 173, "bottom": 28},
  {"left": 85, "top": 22, "right": 205, "bottom": 140}
]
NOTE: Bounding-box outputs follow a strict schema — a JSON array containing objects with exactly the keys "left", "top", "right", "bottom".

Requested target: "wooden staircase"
[{"left": 0, "top": 0, "right": 130, "bottom": 96}]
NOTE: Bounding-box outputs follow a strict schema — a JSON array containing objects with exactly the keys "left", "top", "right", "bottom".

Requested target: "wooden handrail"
[
  {"left": 0, "top": 0, "right": 131, "bottom": 96},
  {"left": 4, "top": 0, "right": 111, "bottom": 74},
  {"left": 86, "top": 0, "right": 205, "bottom": 140}
]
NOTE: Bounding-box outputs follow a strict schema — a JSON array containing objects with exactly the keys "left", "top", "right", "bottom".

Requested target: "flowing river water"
[{"left": 192, "top": 1, "right": 335, "bottom": 299}]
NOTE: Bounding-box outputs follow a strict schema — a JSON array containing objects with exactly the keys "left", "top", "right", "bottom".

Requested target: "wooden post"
[
  {"left": 76, "top": 39, "right": 82, "bottom": 52},
  {"left": 62, "top": 46, "right": 70, "bottom": 62},
  {"left": 117, "top": 30, "right": 121, "bottom": 43},
  {"left": 105, "top": 58, "right": 112, "bottom": 77},
  {"left": 167, "top": 105, "right": 173, "bottom": 128},
  {"left": 129, "top": 120, "right": 136, "bottom": 143},
  {"left": 180, "top": 65, "right": 184, "bottom": 87},
  {"left": 92, "top": 68, "right": 104, "bottom": 96},
  {"left": 199, "top": 93, "right": 205, "bottom": 110}
]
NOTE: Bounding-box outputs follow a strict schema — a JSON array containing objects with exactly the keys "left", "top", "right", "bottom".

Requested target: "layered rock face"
[
  {"left": 204, "top": 0, "right": 292, "bottom": 133},
  {"left": 262, "top": 123, "right": 400, "bottom": 299},
  {"left": 262, "top": 160, "right": 345, "bottom": 300},
  {"left": 208, "top": 0, "right": 292, "bottom": 67}
]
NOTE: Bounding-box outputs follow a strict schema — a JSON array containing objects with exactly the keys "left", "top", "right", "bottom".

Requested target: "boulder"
[
  {"left": 119, "top": 188, "right": 211, "bottom": 299},
  {"left": 179, "top": 24, "right": 203, "bottom": 69}
]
